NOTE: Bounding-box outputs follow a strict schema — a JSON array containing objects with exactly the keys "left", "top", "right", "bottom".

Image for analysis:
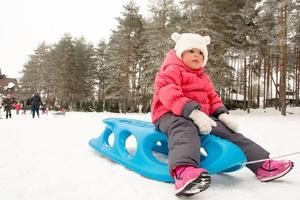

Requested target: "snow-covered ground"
[{"left": 0, "top": 108, "right": 299, "bottom": 200}]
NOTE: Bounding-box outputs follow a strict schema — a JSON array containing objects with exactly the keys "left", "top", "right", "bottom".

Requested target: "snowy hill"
[{"left": 0, "top": 108, "right": 299, "bottom": 200}]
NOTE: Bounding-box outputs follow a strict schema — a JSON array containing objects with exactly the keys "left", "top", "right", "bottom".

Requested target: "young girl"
[{"left": 151, "top": 32, "right": 294, "bottom": 196}]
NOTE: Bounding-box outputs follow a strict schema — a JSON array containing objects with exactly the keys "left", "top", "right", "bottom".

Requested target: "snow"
[
  {"left": 6, "top": 82, "right": 15, "bottom": 89},
  {"left": 0, "top": 108, "right": 300, "bottom": 200}
]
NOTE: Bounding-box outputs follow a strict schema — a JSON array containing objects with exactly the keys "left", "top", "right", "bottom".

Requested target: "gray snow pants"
[{"left": 154, "top": 112, "right": 270, "bottom": 173}]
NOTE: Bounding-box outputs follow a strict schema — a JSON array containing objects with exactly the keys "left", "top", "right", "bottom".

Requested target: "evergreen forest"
[{"left": 19, "top": 0, "right": 300, "bottom": 115}]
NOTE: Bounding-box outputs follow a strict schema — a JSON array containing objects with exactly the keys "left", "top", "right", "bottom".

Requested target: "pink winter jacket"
[{"left": 151, "top": 50, "right": 226, "bottom": 123}]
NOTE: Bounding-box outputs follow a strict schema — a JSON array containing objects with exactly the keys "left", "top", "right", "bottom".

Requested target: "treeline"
[{"left": 19, "top": 0, "right": 300, "bottom": 115}]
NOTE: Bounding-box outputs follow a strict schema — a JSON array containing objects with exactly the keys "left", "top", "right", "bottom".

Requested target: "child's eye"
[{"left": 189, "top": 50, "right": 194, "bottom": 53}]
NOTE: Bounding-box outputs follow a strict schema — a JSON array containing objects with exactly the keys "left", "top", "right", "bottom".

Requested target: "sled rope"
[{"left": 243, "top": 151, "right": 300, "bottom": 165}]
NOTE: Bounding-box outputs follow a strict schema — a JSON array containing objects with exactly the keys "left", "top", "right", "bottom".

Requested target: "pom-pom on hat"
[{"left": 171, "top": 32, "right": 211, "bottom": 67}]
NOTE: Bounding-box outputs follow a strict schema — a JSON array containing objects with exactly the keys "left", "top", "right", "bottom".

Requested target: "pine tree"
[
  {"left": 72, "top": 37, "right": 96, "bottom": 107},
  {"left": 106, "top": 1, "right": 145, "bottom": 113},
  {"left": 19, "top": 42, "right": 51, "bottom": 98},
  {"left": 95, "top": 39, "right": 109, "bottom": 111}
]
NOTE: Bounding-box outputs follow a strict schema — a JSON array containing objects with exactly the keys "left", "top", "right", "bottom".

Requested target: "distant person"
[
  {"left": 21, "top": 101, "right": 27, "bottom": 115},
  {"left": 15, "top": 102, "right": 21, "bottom": 115},
  {"left": 30, "top": 93, "right": 43, "bottom": 118},
  {"left": 151, "top": 32, "right": 294, "bottom": 196},
  {"left": 53, "top": 106, "right": 66, "bottom": 116},
  {"left": 41, "top": 105, "right": 48, "bottom": 115},
  {"left": 2, "top": 95, "right": 15, "bottom": 119},
  {"left": 0, "top": 100, "right": 3, "bottom": 119},
  {"left": 60, "top": 107, "right": 65, "bottom": 113},
  {"left": 22, "top": 97, "right": 32, "bottom": 115}
]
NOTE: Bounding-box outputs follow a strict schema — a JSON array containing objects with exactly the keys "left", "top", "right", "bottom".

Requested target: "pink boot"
[
  {"left": 172, "top": 165, "right": 211, "bottom": 196},
  {"left": 256, "top": 159, "right": 294, "bottom": 182}
]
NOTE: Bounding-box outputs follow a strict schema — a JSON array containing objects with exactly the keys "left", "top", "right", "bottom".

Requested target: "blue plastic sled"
[{"left": 89, "top": 118, "right": 247, "bottom": 183}]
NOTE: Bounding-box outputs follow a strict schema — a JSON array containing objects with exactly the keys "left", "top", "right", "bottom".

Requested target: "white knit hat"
[{"left": 171, "top": 32, "right": 211, "bottom": 67}]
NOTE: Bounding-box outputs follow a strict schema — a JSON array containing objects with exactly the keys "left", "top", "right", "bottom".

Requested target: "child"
[
  {"left": 15, "top": 102, "right": 21, "bottom": 115},
  {"left": 151, "top": 32, "right": 294, "bottom": 196},
  {"left": 21, "top": 101, "right": 27, "bottom": 115}
]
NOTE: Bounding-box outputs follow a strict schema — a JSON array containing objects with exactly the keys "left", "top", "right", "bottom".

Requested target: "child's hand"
[
  {"left": 218, "top": 113, "right": 239, "bottom": 132},
  {"left": 189, "top": 109, "right": 217, "bottom": 135}
]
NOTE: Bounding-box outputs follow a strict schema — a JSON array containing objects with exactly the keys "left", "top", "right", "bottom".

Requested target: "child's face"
[{"left": 181, "top": 48, "right": 204, "bottom": 70}]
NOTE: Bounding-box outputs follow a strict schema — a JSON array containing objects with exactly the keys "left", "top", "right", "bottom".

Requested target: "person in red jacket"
[
  {"left": 15, "top": 102, "right": 21, "bottom": 115},
  {"left": 151, "top": 32, "right": 293, "bottom": 196}
]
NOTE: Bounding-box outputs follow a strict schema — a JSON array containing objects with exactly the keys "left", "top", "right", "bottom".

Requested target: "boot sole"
[
  {"left": 260, "top": 162, "right": 294, "bottom": 182},
  {"left": 175, "top": 171, "right": 211, "bottom": 196}
]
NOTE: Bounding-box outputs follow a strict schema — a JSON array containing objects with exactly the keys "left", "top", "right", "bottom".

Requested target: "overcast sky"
[{"left": 0, "top": 0, "right": 148, "bottom": 79}]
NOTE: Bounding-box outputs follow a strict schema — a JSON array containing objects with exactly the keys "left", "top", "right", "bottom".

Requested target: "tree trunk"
[
  {"left": 278, "top": 0, "right": 287, "bottom": 116},
  {"left": 243, "top": 57, "right": 247, "bottom": 111},
  {"left": 266, "top": 50, "right": 270, "bottom": 107},
  {"left": 257, "top": 58, "right": 261, "bottom": 108},
  {"left": 263, "top": 51, "right": 267, "bottom": 109},
  {"left": 275, "top": 54, "right": 280, "bottom": 109},
  {"left": 296, "top": 50, "right": 300, "bottom": 106},
  {"left": 247, "top": 55, "right": 252, "bottom": 113}
]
